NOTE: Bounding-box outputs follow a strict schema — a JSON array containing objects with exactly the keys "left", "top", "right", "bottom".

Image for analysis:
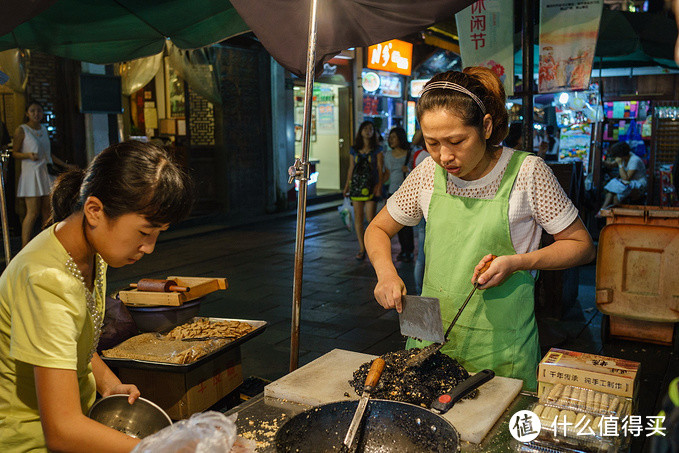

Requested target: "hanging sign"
[
  {"left": 538, "top": 0, "right": 603, "bottom": 93},
  {"left": 367, "top": 39, "right": 413, "bottom": 76},
  {"left": 455, "top": 0, "right": 514, "bottom": 95}
]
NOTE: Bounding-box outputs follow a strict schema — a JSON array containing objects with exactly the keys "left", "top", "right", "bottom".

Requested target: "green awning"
[{"left": 0, "top": 0, "right": 250, "bottom": 64}]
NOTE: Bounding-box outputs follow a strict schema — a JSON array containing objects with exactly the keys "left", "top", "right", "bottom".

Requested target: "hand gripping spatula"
[
  {"left": 398, "top": 296, "right": 445, "bottom": 344},
  {"left": 405, "top": 255, "right": 496, "bottom": 369}
]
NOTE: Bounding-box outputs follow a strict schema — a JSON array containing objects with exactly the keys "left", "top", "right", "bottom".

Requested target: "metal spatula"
[
  {"left": 342, "top": 357, "right": 386, "bottom": 451},
  {"left": 405, "top": 255, "right": 496, "bottom": 369},
  {"left": 398, "top": 296, "right": 444, "bottom": 343}
]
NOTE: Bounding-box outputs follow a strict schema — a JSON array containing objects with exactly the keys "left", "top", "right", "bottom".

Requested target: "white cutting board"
[{"left": 264, "top": 349, "right": 522, "bottom": 444}]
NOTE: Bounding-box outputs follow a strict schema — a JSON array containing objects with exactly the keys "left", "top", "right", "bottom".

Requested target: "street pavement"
[{"left": 99, "top": 204, "right": 679, "bottom": 451}]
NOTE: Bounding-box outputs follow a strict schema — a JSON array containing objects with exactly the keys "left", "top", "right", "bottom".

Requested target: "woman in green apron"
[{"left": 365, "top": 67, "right": 595, "bottom": 390}]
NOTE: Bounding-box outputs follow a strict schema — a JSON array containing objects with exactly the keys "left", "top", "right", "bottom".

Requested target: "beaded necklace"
[{"left": 65, "top": 254, "right": 106, "bottom": 361}]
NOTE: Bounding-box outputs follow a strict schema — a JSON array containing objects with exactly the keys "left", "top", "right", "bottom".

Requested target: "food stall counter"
[{"left": 225, "top": 391, "right": 537, "bottom": 452}]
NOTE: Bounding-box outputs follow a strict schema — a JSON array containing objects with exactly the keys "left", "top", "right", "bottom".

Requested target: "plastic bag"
[
  {"left": 338, "top": 197, "right": 353, "bottom": 231},
  {"left": 132, "top": 411, "right": 248, "bottom": 453},
  {"left": 97, "top": 295, "right": 138, "bottom": 352}
]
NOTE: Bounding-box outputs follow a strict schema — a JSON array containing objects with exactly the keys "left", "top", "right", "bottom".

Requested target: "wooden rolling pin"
[{"left": 129, "top": 278, "right": 190, "bottom": 293}]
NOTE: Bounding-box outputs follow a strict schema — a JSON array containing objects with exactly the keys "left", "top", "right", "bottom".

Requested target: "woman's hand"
[
  {"left": 614, "top": 157, "right": 623, "bottom": 166},
  {"left": 29, "top": 152, "right": 39, "bottom": 161},
  {"left": 472, "top": 254, "right": 518, "bottom": 289},
  {"left": 374, "top": 274, "right": 407, "bottom": 312},
  {"left": 102, "top": 383, "right": 141, "bottom": 405}
]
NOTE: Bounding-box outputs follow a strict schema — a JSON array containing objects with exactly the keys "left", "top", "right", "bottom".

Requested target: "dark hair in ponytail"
[
  {"left": 416, "top": 66, "right": 509, "bottom": 149},
  {"left": 50, "top": 140, "right": 194, "bottom": 224}
]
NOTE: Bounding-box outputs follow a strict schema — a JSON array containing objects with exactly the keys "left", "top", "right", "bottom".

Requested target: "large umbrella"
[
  {"left": 0, "top": 0, "right": 250, "bottom": 63},
  {"left": 4, "top": 0, "right": 478, "bottom": 371}
]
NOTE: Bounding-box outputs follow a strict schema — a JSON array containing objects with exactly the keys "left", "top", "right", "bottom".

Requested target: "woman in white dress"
[{"left": 13, "top": 101, "right": 74, "bottom": 247}]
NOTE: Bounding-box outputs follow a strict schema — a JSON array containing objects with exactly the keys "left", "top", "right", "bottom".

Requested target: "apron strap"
[{"left": 495, "top": 150, "right": 530, "bottom": 200}]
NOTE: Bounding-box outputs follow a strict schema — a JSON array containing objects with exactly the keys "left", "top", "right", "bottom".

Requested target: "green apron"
[{"left": 406, "top": 151, "right": 540, "bottom": 390}]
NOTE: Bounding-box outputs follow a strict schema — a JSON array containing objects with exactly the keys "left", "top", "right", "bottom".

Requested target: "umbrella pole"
[
  {"left": 288, "top": 0, "right": 319, "bottom": 372},
  {"left": 522, "top": 0, "right": 535, "bottom": 151},
  {"left": 0, "top": 147, "right": 11, "bottom": 264}
]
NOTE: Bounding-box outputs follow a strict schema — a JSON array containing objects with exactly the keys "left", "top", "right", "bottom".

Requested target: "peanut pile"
[{"left": 166, "top": 318, "right": 255, "bottom": 340}]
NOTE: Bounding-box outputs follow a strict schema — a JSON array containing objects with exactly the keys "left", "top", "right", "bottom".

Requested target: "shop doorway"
[{"left": 293, "top": 82, "right": 352, "bottom": 197}]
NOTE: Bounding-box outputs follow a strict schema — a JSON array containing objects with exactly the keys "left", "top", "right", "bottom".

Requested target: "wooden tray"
[{"left": 118, "top": 276, "right": 228, "bottom": 307}]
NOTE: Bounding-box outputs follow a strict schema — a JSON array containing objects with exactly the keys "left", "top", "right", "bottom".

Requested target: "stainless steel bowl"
[
  {"left": 126, "top": 297, "right": 203, "bottom": 332},
  {"left": 88, "top": 395, "right": 172, "bottom": 438}
]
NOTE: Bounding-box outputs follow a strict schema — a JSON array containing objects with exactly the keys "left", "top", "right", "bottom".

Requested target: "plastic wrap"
[
  {"left": 132, "top": 411, "right": 255, "bottom": 453},
  {"left": 101, "top": 333, "right": 229, "bottom": 364},
  {"left": 516, "top": 384, "right": 633, "bottom": 452}
]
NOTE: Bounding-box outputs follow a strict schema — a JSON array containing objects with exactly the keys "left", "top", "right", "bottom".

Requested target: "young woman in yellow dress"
[{"left": 0, "top": 140, "right": 194, "bottom": 452}]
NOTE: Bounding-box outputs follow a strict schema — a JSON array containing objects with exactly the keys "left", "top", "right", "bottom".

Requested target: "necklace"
[{"left": 65, "top": 254, "right": 106, "bottom": 361}]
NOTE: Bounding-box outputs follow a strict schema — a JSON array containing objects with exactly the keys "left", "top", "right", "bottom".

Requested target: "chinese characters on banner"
[
  {"left": 455, "top": 0, "right": 514, "bottom": 95},
  {"left": 538, "top": 0, "right": 603, "bottom": 93}
]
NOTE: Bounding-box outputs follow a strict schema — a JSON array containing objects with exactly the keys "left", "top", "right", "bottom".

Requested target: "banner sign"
[
  {"left": 367, "top": 39, "right": 413, "bottom": 76},
  {"left": 455, "top": 0, "right": 514, "bottom": 95},
  {"left": 538, "top": 0, "right": 603, "bottom": 93}
]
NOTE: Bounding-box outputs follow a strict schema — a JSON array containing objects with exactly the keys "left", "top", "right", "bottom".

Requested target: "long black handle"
[{"left": 430, "top": 369, "right": 495, "bottom": 414}]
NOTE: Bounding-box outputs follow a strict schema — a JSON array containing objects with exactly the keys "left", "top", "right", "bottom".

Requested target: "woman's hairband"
[{"left": 420, "top": 81, "right": 486, "bottom": 114}]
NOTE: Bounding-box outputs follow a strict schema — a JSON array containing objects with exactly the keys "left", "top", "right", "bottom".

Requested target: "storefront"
[
  {"left": 362, "top": 39, "right": 413, "bottom": 140},
  {"left": 292, "top": 57, "right": 354, "bottom": 198}
]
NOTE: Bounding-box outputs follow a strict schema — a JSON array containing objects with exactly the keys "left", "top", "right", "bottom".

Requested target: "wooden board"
[
  {"left": 264, "top": 349, "right": 523, "bottom": 444},
  {"left": 118, "top": 276, "right": 228, "bottom": 307}
]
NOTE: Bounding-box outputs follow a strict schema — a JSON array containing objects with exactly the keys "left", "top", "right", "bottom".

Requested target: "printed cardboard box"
[{"left": 537, "top": 348, "right": 639, "bottom": 399}]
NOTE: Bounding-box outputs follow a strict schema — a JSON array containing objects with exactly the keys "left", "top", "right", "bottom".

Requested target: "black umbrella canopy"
[
  {"left": 230, "top": 0, "right": 477, "bottom": 77},
  {"left": 3, "top": 0, "right": 475, "bottom": 72}
]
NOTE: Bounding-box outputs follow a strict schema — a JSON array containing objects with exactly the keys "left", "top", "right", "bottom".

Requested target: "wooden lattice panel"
[{"left": 652, "top": 101, "right": 679, "bottom": 171}]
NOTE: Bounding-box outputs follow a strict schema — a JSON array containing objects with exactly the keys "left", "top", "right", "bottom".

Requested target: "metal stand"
[
  {"left": 521, "top": 0, "right": 535, "bottom": 151},
  {"left": 0, "top": 147, "right": 12, "bottom": 264},
  {"left": 287, "top": 0, "right": 319, "bottom": 372}
]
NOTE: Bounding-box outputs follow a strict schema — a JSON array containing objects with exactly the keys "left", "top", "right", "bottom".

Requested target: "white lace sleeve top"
[{"left": 386, "top": 147, "right": 579, "bottom": 255}]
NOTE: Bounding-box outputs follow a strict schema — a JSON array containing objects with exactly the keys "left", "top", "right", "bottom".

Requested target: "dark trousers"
[{"left": 398, "top": 225, "right": 414, "bottom": 254}]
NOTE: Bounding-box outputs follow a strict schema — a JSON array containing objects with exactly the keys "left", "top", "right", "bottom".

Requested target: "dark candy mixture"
[{"left": 349, "top": 349, "right": 477, "bottom": 407}]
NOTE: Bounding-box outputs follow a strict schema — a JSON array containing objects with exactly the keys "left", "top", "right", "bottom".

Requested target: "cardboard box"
[
  {"left": 537, "top": 348, "right": 640, "bottom": 398},
  {"left": 115, "top": 347, "right": 243, "bottom": 420}
]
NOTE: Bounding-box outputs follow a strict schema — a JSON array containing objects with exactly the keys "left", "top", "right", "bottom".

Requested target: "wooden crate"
[
  {"left": 115, "top": 347, "right": 242, "bottom": 420},
  {"left": 118, "top": 276, "right": 228, "bottom": 307}
]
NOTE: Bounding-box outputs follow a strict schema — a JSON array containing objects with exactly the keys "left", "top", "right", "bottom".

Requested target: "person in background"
[
  {"left": 538, "top": 125, "right": 559, "bottom": 160},
  {"left": 344, "top": 121, "right": 384, "bottom": 260},
  {"left": 384, "top": 127, "right": 414, "bottom": 262},
  {"left": 599, "top": 141, "right": 647, "bottom": 211},
  {"left": 0, "top": 140, "right": 194, "bottom": 452},
  {"left": 503, "top": 122, "right": 524, "bottom": 150},
  {"left": 13, "top": 101, "right": 75, "bottom": 247},
  {"left": 365, "top": 67, "right": 594, "bottom": 390},
  {"left": 410, "top": 129, "right": 430, "bottom": 294}
]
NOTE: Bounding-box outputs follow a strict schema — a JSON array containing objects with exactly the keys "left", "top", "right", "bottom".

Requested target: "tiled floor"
[{"left": 97, "top": 205, "right": 679, "bottom": 452}]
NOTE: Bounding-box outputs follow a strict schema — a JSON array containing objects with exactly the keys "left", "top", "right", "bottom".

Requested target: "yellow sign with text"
[{"left": 367, "top": 39, "right": 413, "bottom": 76}]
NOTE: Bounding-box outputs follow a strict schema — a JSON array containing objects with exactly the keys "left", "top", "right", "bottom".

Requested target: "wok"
[{"left": 275, "top": 399, "right": 460, "bottom": 453}]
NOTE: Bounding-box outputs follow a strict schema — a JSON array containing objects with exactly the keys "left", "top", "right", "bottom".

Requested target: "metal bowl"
[
  {"left": 88, "top": 395, "right": 172, "bottom": 438},
  {"left": 126, "top": 297, "right": 203, "bottom": 332}
]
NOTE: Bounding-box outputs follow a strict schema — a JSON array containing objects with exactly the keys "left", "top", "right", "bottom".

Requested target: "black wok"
[{"left": 275, "top": 399, "right": 461, "bottom": 453}]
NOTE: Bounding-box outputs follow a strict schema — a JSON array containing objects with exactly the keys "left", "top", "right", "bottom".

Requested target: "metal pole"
[
  {"left": 0, "top": 148, "right": 12, "bottom": 264},
  {"left": 288, "top": 0, "right": 319, "bottom": 372},
  {"left": 522, "top": 0, "right": 535, "bottom": 152}
]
